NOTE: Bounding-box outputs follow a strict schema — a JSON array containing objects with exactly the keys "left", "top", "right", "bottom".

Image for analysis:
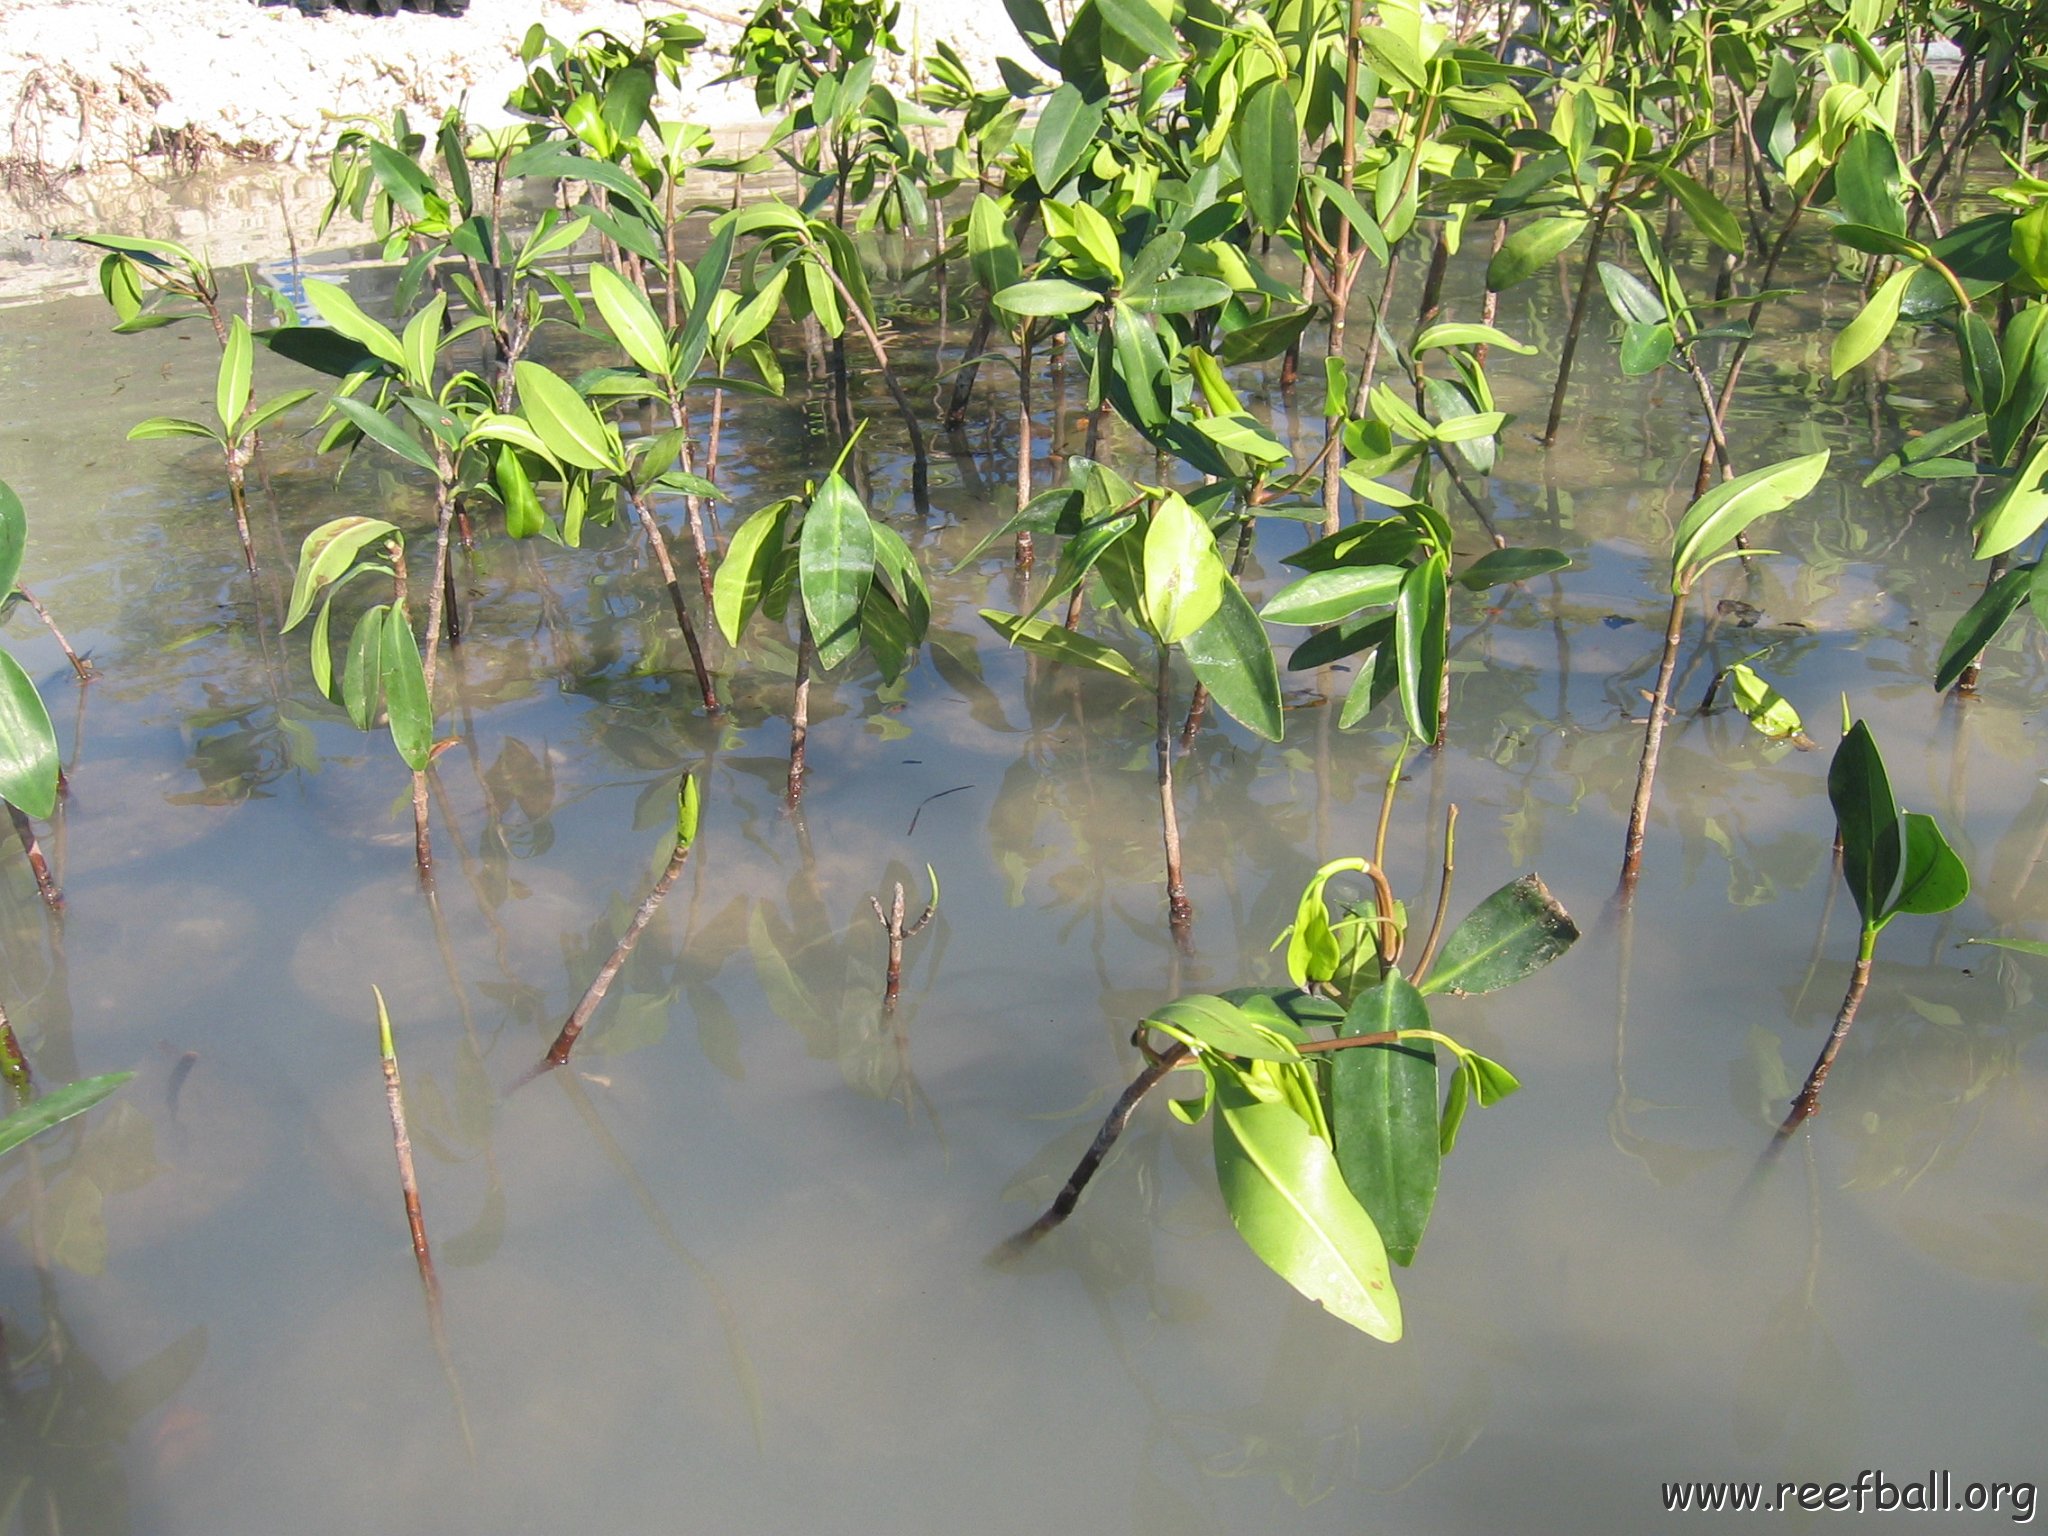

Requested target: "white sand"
[{"left": 1, "top": 0, "right": 1026, "bottom": 174}]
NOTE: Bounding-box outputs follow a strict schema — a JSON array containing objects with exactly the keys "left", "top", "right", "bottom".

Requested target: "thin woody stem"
[
  {"left": 1777, "top": 931, "right": 1877, "bottom": 1135},
  {"left": 12, "top": 587, "right": 90, "bottom": 681}
]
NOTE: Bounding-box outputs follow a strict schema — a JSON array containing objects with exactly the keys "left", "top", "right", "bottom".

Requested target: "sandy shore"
[{"left": 2, "top": 0, "right": 1022, "bottom": 174}]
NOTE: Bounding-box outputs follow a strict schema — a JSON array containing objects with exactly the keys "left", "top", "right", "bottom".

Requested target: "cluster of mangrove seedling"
[{"left": 0, "top": 0, "right": 2041, "bottom": 1334}]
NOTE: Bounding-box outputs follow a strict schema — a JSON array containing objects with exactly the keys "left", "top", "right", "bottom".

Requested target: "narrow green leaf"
[
  {"left": 1421, "top": 874, "right": 1580, "bottom": 996},
  {"left": 327, "top": 395, "right": 440, "bottom": 474},
  {"left": 216, "top": 316, "right": 253, "bottom": 431},
  {"left": 0, "top": 648, "right": 59, "bottom": 819},
  {"left": 302, "top": 278, "right": 404, "bottom": 366},
  {"left": 126, "top": 418, "right": 219, "bottom": 444},
  {"left": 1671, "top": 450, "right": 1830, "bottom": 591},
  {"left": 1457, "top": 547, "right": 1569, "bottom": 590},
  {"left": 381, "top": 613, "right": 433, "bottom": 772},
  {"left": 1260, "top": 565, "right": 1406, "bottom": 626},
  {"left": 1237, "top": 77, "right": 1299, "bottom": 237},
  {"left": 399, "top": 292, "right": 445, "bottom": 398},
  {"left": 1653, "top": 164, "right": 1744, "bottom": 252},
  {"left": 799, "top": 473, "right": 875, "bottom": 670},
  {"left": 1393, "top": 553, "right": 1447, "bottom": 745},
  {"left": 979, "top": 608, "right": 1141, "bottom": 682},
  {"left": 1832, "top": 266, "right": 1913, "bottom": 377},
  {"left": 1096, "top": 0, "right": 1178, "bottom": 59},
  {"left": 1413, "top": 322, "right": 1535, "bottom": 356},
  {"left": 342, "top": 604, "right": 387, "bottom": 730},
  {"left": 284, "top": 515, "right": 400, "bottom": 631},
  {"left": 1830, "top": 720, "right": 1901, "bottom": 929},
  {"left": 1935, "top": 563, "right": 2034, "bottom": 693},
  {"left": 1973, "top": 437, "right": 2048, "bottom": 560},
  {"left": 1332, "top": 975, "right": 1439, "bottom": 1267},
  {"left": 1032, "top": 85, "right": 1106, "bottom": 194},
  {"left": 967, "top": 194, "right": 1022, "bottom": 298},
  {"left": 993, "top": 278, "right": 1102, "bottom": 318},
  {"left": 0, "top": 1074, "right": 133, "bottom": 1161},
  {"left": 1212, "top": 1069, "right": 1402, "bottom": 1341},
  {"left": 0, "top": 479, "right": 24, "bottom": 597},
  {"left": 1149, "top": 994, "right": 1298, "bottom": 1062}
]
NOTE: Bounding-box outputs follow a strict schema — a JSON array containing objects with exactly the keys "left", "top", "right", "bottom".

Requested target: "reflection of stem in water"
[
  {"left": 548, "top": 1067, "right": 764, "bottom": 1445},
  {"left": 1788, "top": 835, "right": 1844, "bottom": 1020}
]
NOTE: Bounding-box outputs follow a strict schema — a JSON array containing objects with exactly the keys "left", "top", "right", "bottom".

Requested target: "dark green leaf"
[
  {"left": 799, "top": 472, "right": 875, "bottom": 670},
  {"left": 979, "top": 608, "right": 1141, "bottom": 682},
  {"left": 0, "top": 479, "right": 23, "bottom": 597},
  {"left": 381, "top": 613, "right": 433, "bottom": 772},
  {"left": 1393, "top": 553, "right": 1447, "bottom": 744},
  {"left": 1888, "top": 811, "right": 1969, "bottom": 920},
  {"left": 1935, "top": 563, "right": 2033, "bottom": 693},
  {"left": 1032, "top": 85, "right": 1105, "bottom": 194},
  {"left": 1237, "top": 78, "right": 1299, "bottom": 237},
  {"left": 1181, "top": 571, "right": 1283, "bottom": 741},
  {"left": 1332, "top": 974, "right": 1438, "bottom": 1267},
  {"left": 327, "top": 395, "right": 439, "bottom": 474},
  {"left": 1260, "top": 565, "right": 1405, "bottom": 626},
  {"left": 1457, "top": 547, "right": 1569, "bottom": 590},
  {"left": 1487, "top": 216, "right": 1585, "bottom": 291},
  {"left": 1830, "top": 720, "right": 1901, "bottom": 930},
  {"left": 1421, "top": 874, "right": 1580, "bottom": 996}
]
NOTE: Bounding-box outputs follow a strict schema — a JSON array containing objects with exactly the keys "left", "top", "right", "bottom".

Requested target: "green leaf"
[
  {"left": 1830, "top": 720, "right": 1900, "bottom": 930},
  {"left": 1597, "top": 261, "right": 1666, "bottom": 326},
  {"left": 1413, "top": 322, "right": 1535, "bottom": 356},
  {"left": 1973, "top": 437, "right": 2048, "bottom": 560},
  {"left": 799, "top": 472, "right": 875, "bottom": 670},
  {"left": 0, "top": 1074, "right": 133, "bottom": 1160},
  {"left": 1935, "top": 563, "right": 2034, "bottom": 693},
  {"left": 284, "top": 515, "right": 401, "bottom": 631},
  {"left": 1619, "top": 320, "right": 1676, "bottom": 376},
  {"left": 1260, "top": 565, "right": 1406, "bottom": 626},
  {"left": 302, "top": 278, "right": 404, "bottom": 367},
  {"left": 1124, "top": 276, "right": 1234, "bottom": 315},
  {"left": 1191, "top": 411, "right": 1287, "bottom": 463},
  {"left": 1212, "top": 1068, "right": 1402, "bottom": 1341},
  {"left": 1959, "top": 309, "right": 2005, "bottom": 417},
  {"left": 992, "top": 278, "right": 1102, "bottom": 318},
  {"left": 1237, "top": 77, "right": 1299, "bottom": 237},
  {"left": 1032, "top": 85, "right": 1105, "bottom": 194},
  {"left": 1457, "top": 547, "right": 1569, "bottom": 589},
  {"left": 1095, "top": 0, "right": 1179, "bottom": 59},
  {"left": 1831, "top": 222, "right": 1930, "bottom": 261},
  {"left": 1149, "top": 994, "right": 1298, "bottom": 1062},
  {"left": 1963, "top": 936, "right": 2048, "bottom": 958},
  {"left": 496, "top": 447, "right": 544, "bottom": 540},
  {"left": 1181, "top": 572, "right": 1283, "bottom": 741},
  {"left": 1832, "top": 265, "right": 1913, "bottom": 377},
  {"left": 1888, "top": 811, "right": 1969, "bottom": 920},
  {"left": 713, "top": 498, "right": 791, "bottom": 645},
  {"left": 1421, "top": 874, "right": 1580, "bottom": 996},
  {"left": 513, "top": 362, "right": 618, "bottom": 474},
  {"left": 979, "top": 609, "right": 1141, "bottom": 682},
  {"left": 126, "top": 417, "right": 219, "bottom": 444},
  {"left": 341, "top": 604, "right": 387, "bottom": 730},
  {"left": 1670, "top": 450, "right": 1830, "bottom": 591},
  {"left": 327, "top": 395, "right": 439, "bottom": 475},
  {"left": 216, "top": 316, "right": 253, "bottom": 432},
  {"left": 1142, "top": 493, "right": 1225, "bottom": 645},
  {"left": 0, "top": 648, "right": 59, "bottom": 819},
  {"left": 967, "top": 194, "right": 1021, "bottom": 298},
  {"left": 0, "top": 479, "right": 24, "bottom": 597},
  {"left": 1726, "top": 663, "right": 1805, "bottom": 739},
  {"left": 1332, "top": 975, "right": 1438, "bottom": 1267},
  {"left": 675, "top": 773, "right": 700, "bottom": 848},
  {"left": 399, "top": 292, "right": 445, "bottom": 398},
  {"left": 1862, "top": 413, "right": 1987, "bottom": 486},
  {"left": 1487, "top": 216, "right": 1585, "bottom": 291},
  {"left": 1834, "top": 129, "right": 1906, "bottom": 236},
  {"left": 381, "top": 612, "right": 432, "bottom": 772},
  {"left": 590, "top": 264, "right": 673, "bottom": 380},
  {"left": 1991, "top": 305, "right": 2048, "bottom": 466},
  {"left": 1284, "top": 858, "right": 1366, "bottom": 988},
  {"left": 246, "top": 388, "right": 317, "bottom": 436},
  {"left": 1653, "top": 164, "right": 1744, "bottom": 252},
  {"left": 1393, "top": 553, "right": 1447, "bottom": 745}
]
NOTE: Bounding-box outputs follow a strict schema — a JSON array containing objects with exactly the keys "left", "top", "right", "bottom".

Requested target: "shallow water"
[{"left": 0, "top": 193, "right": 2043, "bottom": 1535}]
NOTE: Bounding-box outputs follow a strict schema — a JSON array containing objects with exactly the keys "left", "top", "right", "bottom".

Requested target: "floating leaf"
[{"left": 1726, "top": 663, "right": 1805, "bottom": 740}]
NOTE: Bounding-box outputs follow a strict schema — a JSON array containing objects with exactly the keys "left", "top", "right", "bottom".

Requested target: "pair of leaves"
[{"left": 1830, "top": 720, "right": 1969, "bottom": 933}]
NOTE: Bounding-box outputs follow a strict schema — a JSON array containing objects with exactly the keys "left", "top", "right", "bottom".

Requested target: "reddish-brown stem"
[
  {"left": 544, "top": 836, "right": 694, "bottom": 1067},
  {"left": 787, "top": 614, "right": 814, "bottom": 809},
  {"left": 1542, "top": 197, "right": 1615, "bottom": 445},
  {"left": 1156, "top": 644, "right": 1192, "bottom": 948},
  {"left": 1620, "top": 588, "right": 1690, "bottom": 892},
  {"left": 625, "top": 485, "right": 719, "bottom": 713},
  {"left": 1777, "top": 943, "right": 1875, "bottom": 1134},
  {"left": 12, "top": 587, "right": 90, "bottom": 681},
  {"left": 8, "top": 804, "right": 61, "bottom": 912},
  {"left": 0, "top": 1001, "right": 32, "bottom": 1095}
]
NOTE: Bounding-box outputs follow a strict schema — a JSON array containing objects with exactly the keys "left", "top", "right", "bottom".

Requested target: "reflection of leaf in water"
[
  {"left": 590, "top": 989, "right": 673, "bottom": 1056},
  {"left": 688, "top": 980, "right": 746, "bottom": 1081},
  {"left": 441, "top": 1174, "right": 506, "bottom": 1268},
  {"left": 1897, "top": 1211, "right": 2048, "bottom": 1286},
  {"left": 48, "top": 1170, "right": 107, "bottom": 1275},
  {"left": 1132, "top": 1462, "right": 1227, "bottom": 1536},
  {"left": 483, "top": 736, "right": 555, "bottom": 822},
  {"left": 1733, "top": 1290, "right": 1859, "bottom": 1458},
  {"left": 1732, "top": 1024, "right": 1792, "bottom": 1127},
  {"left": 106, "top": 1325, "right": 208, "bottom": 1439}
]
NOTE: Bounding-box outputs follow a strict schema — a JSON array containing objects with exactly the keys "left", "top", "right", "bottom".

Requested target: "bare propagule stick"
[
  {"left": 869, "top": 867, "right": 938, "bottom": 1011},
  {"left": 374, "top": 985, "right": 474, "bottom": 1461},
  {"left": 541, "top": 776, "right": 701, "bottom": 1070}
]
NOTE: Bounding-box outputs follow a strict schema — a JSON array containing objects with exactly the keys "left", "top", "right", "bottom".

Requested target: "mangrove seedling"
[
  {"left": 714, "top": 428, "right": 932, "bottom": 806},
  {"left": 283, "top": 517, "right": 438, "bottom": 874},
  {"left": 1620, "top": 450, "right": 1830, "bottom": 891},
  {"left": 870, "top": 864, "right": 937, "bottom": 1011},
  {"left": 1004, "top": 846, "right": 1580, "bottom": 1338},
  {"left": 0, "top": 480, "right": 64, "bottom": 908},
  {"left": 126, "top": 316, "right": 316, "bottom": 573},
  {"left": 1779, "top": 718, "right": 1968, "bottom": 1133}
]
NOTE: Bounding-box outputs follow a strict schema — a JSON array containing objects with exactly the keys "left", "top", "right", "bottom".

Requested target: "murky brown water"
[{"left": 0, "top": 175, "right": 2042, "bottom": 1533}]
